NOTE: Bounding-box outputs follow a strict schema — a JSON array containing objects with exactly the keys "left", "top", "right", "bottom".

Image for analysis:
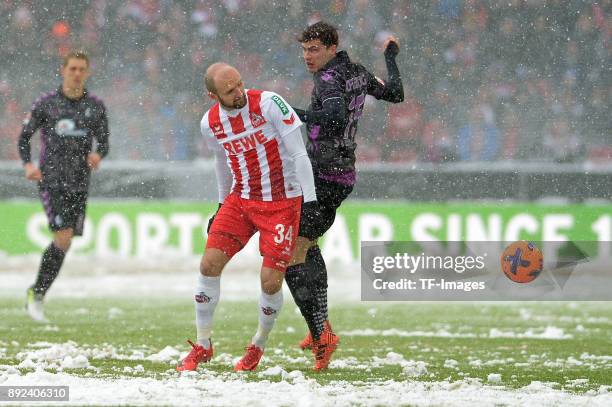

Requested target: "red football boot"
[
  {"left": 299, "top": 320, "right": 336, "bottom": 350},
  {"left": 312, "top": 330, "right": 339, "bottom": 371},
  {"left": 176, "top": 339, "right": 213, "bottom": 371},
  {"left": 234, "top": 344, "right": 264, "bottom": 372}
]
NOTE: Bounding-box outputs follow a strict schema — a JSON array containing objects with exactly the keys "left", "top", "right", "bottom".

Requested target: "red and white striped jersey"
[{"left": 201, "top": 89, "right": 304, "bottom": 201}]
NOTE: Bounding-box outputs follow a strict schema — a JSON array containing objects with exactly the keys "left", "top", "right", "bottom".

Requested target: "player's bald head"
[
  {"left": 205, "top": 62, "right": 247, "bottom": 109},
  {"left": 205, "top": 63, "right": 240, "bottom": 94}
]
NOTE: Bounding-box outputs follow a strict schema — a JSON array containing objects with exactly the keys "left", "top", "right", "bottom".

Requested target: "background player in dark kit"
[
  {"left": 18, "top": 50, "right": 110, "bottom": 322},
  {"left": 285, "top": 21, "right": 404, "bottom": 355}
]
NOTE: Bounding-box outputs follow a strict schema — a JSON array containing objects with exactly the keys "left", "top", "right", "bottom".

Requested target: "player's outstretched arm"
[{"left": 377, "top": 36, "right": 404, "bottom": 103}]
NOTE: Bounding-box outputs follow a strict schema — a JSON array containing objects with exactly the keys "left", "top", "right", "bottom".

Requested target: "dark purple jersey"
[
  {"left": 305, "top": 51, "right": 403, "bottom": 184},
  {"left": 18, "top": 88, "right": 110, "bottom": 191}
]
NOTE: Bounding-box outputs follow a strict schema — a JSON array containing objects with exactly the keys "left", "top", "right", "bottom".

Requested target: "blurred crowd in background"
[{"left": 0, "top": 0, "right": 610, "bottom": 163}]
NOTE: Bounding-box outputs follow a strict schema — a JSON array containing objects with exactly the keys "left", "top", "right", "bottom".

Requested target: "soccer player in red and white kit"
[{"left": 177, "top": 63, "right": 320, "bottom": 372}]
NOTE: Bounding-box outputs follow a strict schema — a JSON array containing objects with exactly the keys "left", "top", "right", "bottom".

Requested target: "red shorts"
[{"left": 206, "top": 193, "right": 302, "bottom": 272}]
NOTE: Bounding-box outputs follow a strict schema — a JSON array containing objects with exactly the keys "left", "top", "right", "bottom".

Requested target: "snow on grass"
[
  {"left": 340, "top": 327, "right": 573, "bottom": 340},
  {"left": 145, "top": 346, "right": 181, "bottom": 363},
  {"left": 488, "top": 326, "right": 573, "bottom": 339},
  {"left": 257, "top": 365, "right": 289, "bottom": 379},
  {"left": 371, "top": 352, "right": 428, "bottom": 378},
  {"left": 339, "top": 328, "right": 477, "bottom": 338},
  {"left": 1, "top": 369, "right": 610, "bottom": 407},
  {"left": 12, "top": 341, "right": 171, "bottom": 371},
  {"left": 487, "top": 373, "right": 502, "bottom": 383}
]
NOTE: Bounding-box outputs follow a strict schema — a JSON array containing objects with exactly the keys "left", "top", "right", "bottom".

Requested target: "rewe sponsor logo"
[{"left": 222, "top": 130, "right": 268, "bottom": 154}]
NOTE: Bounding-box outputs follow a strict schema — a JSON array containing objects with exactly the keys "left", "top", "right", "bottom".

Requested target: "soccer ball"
[{"left": 501, "top": 241, "right": 543, "bottom": 283}]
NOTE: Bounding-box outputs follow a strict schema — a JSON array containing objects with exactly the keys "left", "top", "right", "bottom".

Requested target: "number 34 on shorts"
[
  {"left": 274, "top": 223, "right": 294, "bottom": 244},
  {"left": 274, "top": 223, "right": 294, "bottom": 256}
]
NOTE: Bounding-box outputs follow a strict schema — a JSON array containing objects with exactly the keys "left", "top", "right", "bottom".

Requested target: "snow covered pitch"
[{"left": 1, "top": 259, "right": 611, "bottom": 406}]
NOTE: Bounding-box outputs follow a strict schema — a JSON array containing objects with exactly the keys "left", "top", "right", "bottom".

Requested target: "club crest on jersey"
[
  {"left": 249, "top": 112, "right": 266, "bottom": 128},
  {"left": 261, "top": 306, "right": 277, "bottom": 316},
  {"left": 195, "top": 292, "right": 211, "bottom": 303}
]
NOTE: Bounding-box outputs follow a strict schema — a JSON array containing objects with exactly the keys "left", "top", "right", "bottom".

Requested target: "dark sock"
[
  {"left": 306, "top": 246, "right": 329, "bottom": 321},
  {"left": 285, "top": 263, "right": 324, "bottom": 340},
  {"left": 32, "top": 243, "right": 66, "bottom": 297}
]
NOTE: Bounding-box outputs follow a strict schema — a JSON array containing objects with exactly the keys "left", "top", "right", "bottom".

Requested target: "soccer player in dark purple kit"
[
  {"left": 18, "top": 51, "right": 110, "bottom": 322},
  {"left": 284, "top": 22, "right": 404, "bottom": 369}
]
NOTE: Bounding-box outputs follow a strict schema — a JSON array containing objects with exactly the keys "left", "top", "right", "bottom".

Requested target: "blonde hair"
[{"left": 62, "top": 50, "right": 89, "bottom": 67}]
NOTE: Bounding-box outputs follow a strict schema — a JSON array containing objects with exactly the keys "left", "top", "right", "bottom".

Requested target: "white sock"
[
  {"left": 194, "top": 274, "right": 220, "bottom": 349},
  {"left": 251, "top": 290, "right": 283, "bottom": 349}
]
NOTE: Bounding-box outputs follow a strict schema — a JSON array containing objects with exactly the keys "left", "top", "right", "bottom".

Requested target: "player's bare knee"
[
  {"left": 260, "top": 267, "right": 284, "bottom": 294},
  {"left": 261, "top": 277, "right": 283, "bottom": 295},
  {"left": 200, "top": 255, "right": 222, "bottom": 277},
  {"left": 200, "top": 248, "right": 230, "bottom": 277}
]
